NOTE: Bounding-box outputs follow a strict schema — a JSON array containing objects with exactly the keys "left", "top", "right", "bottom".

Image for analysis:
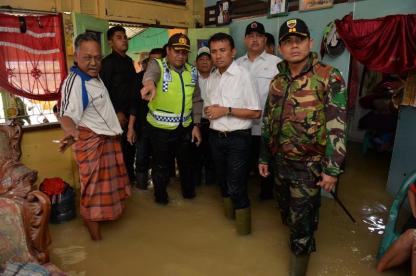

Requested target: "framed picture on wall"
[
  {"left": 268, "top": 0, "right": 288, "bottom": 18},
  {"left": 197, "top": 39, "right": 209, "bottom": 49},
  {"left": 299, "top": 0, "right": 333, "bottom": 11},
  {"left": 216, "top": 0, "right": 231, "bottom": 26}
]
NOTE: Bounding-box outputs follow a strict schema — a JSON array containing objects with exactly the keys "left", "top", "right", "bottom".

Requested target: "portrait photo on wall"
[
  {"left": 197, "top": 39, "right": 209, "bottom": 49},
  {"left": 216, "top": 0, "right": 231, "bottom": 26},
  {"left": 268, "top": 0, "right": 288, "bottom": 17},
  {"left": 299, "top": 0, "right": 333, "bottom": 11}
]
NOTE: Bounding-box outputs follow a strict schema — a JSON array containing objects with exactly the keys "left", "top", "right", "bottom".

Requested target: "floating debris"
[
  {"left": 360, "top": 254, "right": 374, "bottom": 262},
  {"left": 360, "top": 202, "right": 387, "bottom": 234}
]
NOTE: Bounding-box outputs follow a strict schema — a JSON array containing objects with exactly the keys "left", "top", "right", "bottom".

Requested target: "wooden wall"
[{"left": 0, "top": 0, "right": 205, "bottom": 28}]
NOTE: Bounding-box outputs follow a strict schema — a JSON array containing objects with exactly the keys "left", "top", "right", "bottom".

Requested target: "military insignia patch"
[{"left": 287, "top": 19, "right": 297, "bottom": 29}]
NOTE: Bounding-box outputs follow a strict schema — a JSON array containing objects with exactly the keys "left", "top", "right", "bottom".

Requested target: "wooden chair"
[{"left": 0, "top": 120, "right": 52, "bottom": 267}]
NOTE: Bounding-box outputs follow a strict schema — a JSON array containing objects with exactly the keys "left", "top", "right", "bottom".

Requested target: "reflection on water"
[
  {"left": 317, "top": 257, "right": 358, "bottom": 275},
  {"left": 52, "top": 245, "right": 87, "bottom": 266},
  {"left": 360, "top": 202, "right": 388, "bottom": 235},
  {"left": 361, "top": 203, "right": 388, "bottom": 215}
]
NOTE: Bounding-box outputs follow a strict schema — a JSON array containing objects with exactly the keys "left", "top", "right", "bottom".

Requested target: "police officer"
[
  {"left": 141, "top": 33, "right": 202, "bottom": 204},
  {"left": 259, "top": 19, "right": 347, "bottom": 275}
]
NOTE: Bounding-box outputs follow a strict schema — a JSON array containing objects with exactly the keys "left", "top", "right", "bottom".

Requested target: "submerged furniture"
[
  {"left": 377, "top": 169, "right": 416, "bottom": 259},
  {"left": 0, "top": 121, "right": 63, "bottom": 274}
]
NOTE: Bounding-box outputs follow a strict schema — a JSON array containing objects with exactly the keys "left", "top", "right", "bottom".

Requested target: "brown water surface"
[{"left": 49, "top": 143, "right": 408, "bottom": 275}]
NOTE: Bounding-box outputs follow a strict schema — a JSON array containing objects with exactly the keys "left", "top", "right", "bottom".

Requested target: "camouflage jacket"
[{"left": 259, "top": 52, "right": 347, "bottom": 176}]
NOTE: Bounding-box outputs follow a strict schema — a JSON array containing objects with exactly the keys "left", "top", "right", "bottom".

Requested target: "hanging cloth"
[{"left": 335, "top": 14, "right": 416, "bottom": 74}]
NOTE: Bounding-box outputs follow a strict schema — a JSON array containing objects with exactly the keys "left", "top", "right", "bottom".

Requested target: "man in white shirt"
[
  {"left": 237, "top": 21, "right": 281, "bottom": 201},
  {"left": 59, "top": 32, "right": 130, "bottom": 241},
  {"left": 205, "top": 32, "right": 261, "bottom": 235}
]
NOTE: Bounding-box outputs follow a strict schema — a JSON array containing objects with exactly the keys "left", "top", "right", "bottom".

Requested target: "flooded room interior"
[{"left": 1, "top": 0, "right": 416, "bottom": 275}]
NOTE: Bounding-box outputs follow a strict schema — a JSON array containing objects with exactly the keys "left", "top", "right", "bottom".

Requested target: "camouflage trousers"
[{"left": 273, "top": 158, "right": 321, "bottom": 256}]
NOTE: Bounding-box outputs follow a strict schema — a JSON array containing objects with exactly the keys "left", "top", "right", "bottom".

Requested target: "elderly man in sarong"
[{"left": 58, "top": 32, "right": 131, "bottom": 240}]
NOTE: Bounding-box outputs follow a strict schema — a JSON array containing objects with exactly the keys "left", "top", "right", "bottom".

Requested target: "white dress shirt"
[
  {"left": 205, "top": 61, "right": 261, "bottom": 132},
  {"left": 236, "top": 51, "right": 281, "bottom": 135}
]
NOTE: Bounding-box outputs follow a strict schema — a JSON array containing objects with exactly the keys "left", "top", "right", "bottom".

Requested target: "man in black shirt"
[
  {"left": 135, "top": 48, "right": 164, "bottom": 189},
  {"left": 100, "top": 26, "right": 138, "bottom": 184}
]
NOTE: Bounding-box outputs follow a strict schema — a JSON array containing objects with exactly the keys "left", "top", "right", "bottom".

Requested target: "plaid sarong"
[{"left": 73, "top": 127, "right": 131, "bottom": 221}]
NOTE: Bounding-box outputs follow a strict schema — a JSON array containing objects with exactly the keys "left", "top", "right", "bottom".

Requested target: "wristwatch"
[{"left": 227, "top": 107, "right": 232, "bottom": 116}]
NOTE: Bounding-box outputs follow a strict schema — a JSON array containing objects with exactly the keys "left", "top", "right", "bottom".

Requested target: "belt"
[{"left": 211, "top": 128, "right": 251, "bottom": 138}]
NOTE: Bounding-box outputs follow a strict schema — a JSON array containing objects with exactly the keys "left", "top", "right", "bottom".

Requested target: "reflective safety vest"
[{"left": 147, "top": 58, "right": 197, "bottom": 130}]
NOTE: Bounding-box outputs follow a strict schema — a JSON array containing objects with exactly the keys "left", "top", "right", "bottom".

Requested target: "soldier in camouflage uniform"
[{"left": 259, "top": 18, "right": 347, "bottom": 276}]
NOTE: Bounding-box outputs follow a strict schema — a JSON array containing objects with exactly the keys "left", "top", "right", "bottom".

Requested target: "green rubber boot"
[
  {"left": 223, "top": 197, "right": 235, "bottom": 219},
  {"left": 235, "top": 207, "right": 251, "bottom": 235},
  {"left": 290, "top": 253, "right": 310, "bottom": 276}
]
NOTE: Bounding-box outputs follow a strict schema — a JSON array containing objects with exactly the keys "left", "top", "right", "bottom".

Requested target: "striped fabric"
[{"left": 73, "top": 127, "right": 131, "bottom": 221}]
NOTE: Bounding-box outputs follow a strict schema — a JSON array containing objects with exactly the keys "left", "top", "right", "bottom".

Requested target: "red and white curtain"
[{"left": 0, "top": 13, "right": 67, "bottom": 101}]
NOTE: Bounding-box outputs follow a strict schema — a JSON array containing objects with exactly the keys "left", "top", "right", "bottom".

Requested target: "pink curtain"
[
  {"left": 335, "top": 14, "right": 416, "bottom": 74},
  {"left": 0, "top": 13, "right": 67, "bottom": 101}
]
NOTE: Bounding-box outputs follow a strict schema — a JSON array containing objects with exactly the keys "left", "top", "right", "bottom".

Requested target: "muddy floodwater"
[{"left": 49, "top": 143, "right": 409, "bottom": 275}]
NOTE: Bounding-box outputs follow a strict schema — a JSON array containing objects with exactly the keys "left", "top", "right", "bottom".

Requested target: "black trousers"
[
  {"left": 209, "top": 129, "right": 252, "bottom": 209},
  {"left": 135, "top": 121, "right": 152, "bottom": 174},
  {"left": 149, "top": 124, "right": 196, "bottom": 202},
  {"left": 121, "top": 125, "right": 136, "bottom": 182},
  {"left": 252, "top": 135, "right": 275, "bottom": 198},
  {"left": 192, "top": 118, "right": 216, "bottom": 186}
]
